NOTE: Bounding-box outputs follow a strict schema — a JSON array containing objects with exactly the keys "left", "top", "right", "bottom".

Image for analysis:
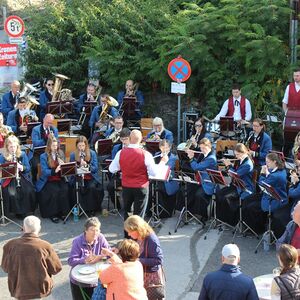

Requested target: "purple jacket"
[
  {"left": 139, "top": 233, "right": 163, "bottom": 273},
  {"left": 68, "top": 232, "right": 110, "bottom": 285}
]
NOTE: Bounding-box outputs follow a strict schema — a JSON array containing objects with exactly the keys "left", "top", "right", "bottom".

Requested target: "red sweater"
[{"left": 119, "top": 147, "right": 149, "bottom": 188}]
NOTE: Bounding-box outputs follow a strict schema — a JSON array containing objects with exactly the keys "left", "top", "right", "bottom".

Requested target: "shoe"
[{"left": 50, "top": 217, "right": 60, "bottom": 223}]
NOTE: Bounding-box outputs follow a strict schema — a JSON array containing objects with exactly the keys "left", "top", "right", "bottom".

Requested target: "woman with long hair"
[
  {"left": 124, "top": 215, "right": 164, "bottom": 300},
  {"left": 0, "top": 135, "right": 35, "bottom": 219},
  {"left": 35, "top": 137, "right": 70, "bottom": 223},
  {"left": 271, "top": 244, "right": 300, "bottom": 299},
  {"left": 69, "top": 135, "right": 104, "bottom": 216},
  {"left": 292, "top": 131, "right": 300, "bottom": 166}
]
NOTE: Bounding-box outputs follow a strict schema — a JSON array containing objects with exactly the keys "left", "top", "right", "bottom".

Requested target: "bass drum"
[
  {"left": 205, "top": 122, "right": 220, "bottom": 139},
  {"left": 283, "top": 109, "right": 300, "bottom": 145}
]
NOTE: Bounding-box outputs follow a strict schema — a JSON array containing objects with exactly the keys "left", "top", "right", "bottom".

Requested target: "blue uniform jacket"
[
  {"left": 69, "top": 150, "right": 100, "bottom": 184},
  {"left": 38, "top": 90, "right": 52, "bottom": 120},
  {"left": 1, "top": 91, "right": 15, "bottom": 121},
  {"left": 259, "top": 169, "right": 288, "bottom": 212},
  {"left": 112, "top": 144, "right": 122, "bottom": 159},
  {"left": 190, "top": 151, "right": 217, "bottom": 195},
  {"left": 257, "top": 132, "right": 272, "bottom": 166},
  {"left": 229, "top": 157, "right": 254, "bottom": 199},
  {"left": 146, "top": 129, "right": 174, "bottom": 145},
  {"left": 7, "top": 109, "right": 21, "bottom": 133},
  {"left": 164, "top": 153, "right": 179, "bottom": 196},
  {"left": 0, "top": 151, "right": 31, "bottom": 183},
  {"left": 88, "top": 105, "right": 119, "bottom": 128},
  {"left": 289, "top": 183, "right": 300, "bottom": 202}
]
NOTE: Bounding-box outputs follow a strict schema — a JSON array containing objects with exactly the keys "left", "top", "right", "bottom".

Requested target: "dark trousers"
[
  {"left": 122, "top": 187, "right": 149, "bottom": 220},
  {"left": 70, "top": 281, "right": 94, "bottom": 300}
]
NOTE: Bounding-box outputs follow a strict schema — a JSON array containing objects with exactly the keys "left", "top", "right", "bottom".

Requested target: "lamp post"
[{"left": 290, "top": 0, "right": 299, "bottom": 65}]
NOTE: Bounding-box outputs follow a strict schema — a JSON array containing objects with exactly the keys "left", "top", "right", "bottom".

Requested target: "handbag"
[
  {"left": 144, "top": 240, "right": 166, "bottom": 299},
  {"left": 91, "top": 280, "right": 106, "bottom": 300}
]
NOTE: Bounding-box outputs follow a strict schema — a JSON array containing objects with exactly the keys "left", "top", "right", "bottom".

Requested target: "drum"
[
  {"left": 205, "top": 122, "right": 220, "bottom": 139},
  {"left": 283, "top": 110, "right": 300, "bottom": 145}
]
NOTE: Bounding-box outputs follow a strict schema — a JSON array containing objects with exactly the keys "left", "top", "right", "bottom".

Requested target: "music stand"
[
  {"left": 228, "top": 170, "right": 258, "bottom": 241},
  {"left": 33, "top": 146, "right": 46, "bottom": 157},
  {"left": 148, "top": 165, "right": 171, "bottom": 227},
  {"left": 96, "top": 139, "right": 113, "bottom": 157},
  {"left": 0, "top": 162, "right": 22, "bottom": 228},
  {"left": 255, "top": 181, "right": 281, "bottom": 253},
  {"left": 62, "top": 162, "right": 89, "bottom": 223},
  {"left": 204, "top": 169, "right": 235, "bottom": 239},
  {"left": 57, "top": 119, "right": 72, "bottom": 134},
  {"left": 27, "top": 122, "right": 41, "bottom": 137},
  {"left": 83, "top": 102, "right": 97, "bottom": 115},
  {"left": 220, "top": 116, "right": 234, "bottom": 139},
  {"left": 120, "top": 97, "right": 138, "bottom": 118},
  {"left": 173, "top": 171, "right": 205, "bottom": 232},
  {"left": 46, "top": 101, "right": 73, "bottom": 116},
  {"left": 145, "top": 141, "right": 160, "bottom": 155}
]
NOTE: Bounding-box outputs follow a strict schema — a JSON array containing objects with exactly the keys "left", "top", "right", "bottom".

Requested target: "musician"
[
  {"left": 76, "top": 83, "right": 98, "bottom": 114},
  {"left": 292, "top": 132, "right": 300, "bottom": 166},
  {"left": 243, "top": 152, "right": 288, "bottom": 233},
  {"left": 216, "top": 143, "right": 254, "bottom": 226},
  {"left": 89, "top": 95, "right": 119, "bottom": 145},
  {"left": 109, "top": 129, "right": 163, "bottom": 221},
  {"left": 107, "top": 128, "right": 131, "bottom": 210},
  {"left": 186, "top": 138, "right": 217, "bottom": 221},
  {"left": 146, "top": 117, "right": 174, "bottom": 144},
  {"left": 35, "top": 137, "right": 70, "bottom": 223},
  {"left": 246, "top": 118, "right": 272, "bottom": 167},
  {"left": 289, "top": 166, "right": 300, "bottom": 207},
  {"left": 0, "top": 135, "right": 36, "bottom": 219},
  {"left": 30, "top": 114, "right": 59, "bottom": 182},
  {"left": 1, "top": 80, "right": 20, "bottom": 121},
  {"left": 153, "top": 139, "right": 179, "bottom": 218},
  {"left": 0, "top": 112, "right": 13, "bottom": 148},
  {"left": 117, "top": 79, "right": 144, "bottom": 116},
  {"left": 69, "top": 136, "right": 104, "bottom": 216},
  {"left": 7, "top": 97, "right": 38, "bottom": 135},
  {"left": 39, "top": 79, "right": 54, "bottom": 120},
  {"left": 282, "top": 68, "right": 300, "bottom": 112},
  {"left": 187, "top": 118, "right": 212, "bottom": 151},
  {"left": 214, "top": 84, "right": 252, "bottom": 122}
]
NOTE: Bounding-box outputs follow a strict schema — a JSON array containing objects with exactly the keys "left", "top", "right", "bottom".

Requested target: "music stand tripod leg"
[
  {"left": 63, "top": 180, "right": 89, "bottom": 223},
  {"left": 108, "top": 176, "right": 123, "bottom": 219},
  {"left": 148, "top": 182, "right": 161, "bottom": 228}
]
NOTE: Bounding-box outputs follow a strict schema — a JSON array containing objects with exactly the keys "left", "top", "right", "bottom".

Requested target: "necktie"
[{"left": 234, "top": 99, "right": 239, "bottom": 106}]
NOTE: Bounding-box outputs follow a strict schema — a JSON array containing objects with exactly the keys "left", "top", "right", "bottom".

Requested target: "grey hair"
[
  {"left": 84, "top": 217, "right": 101, "bottom": 231},
  {"left": 152, "top": 117, "right": 164, "bottom": 126},
  {"left": 23, "top": 216, "right": 41, "bottom": 234}
]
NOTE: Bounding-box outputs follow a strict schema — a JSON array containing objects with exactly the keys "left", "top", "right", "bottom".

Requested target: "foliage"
[{"left": 23, "top": 0, "right": 293, "bottom": 113}]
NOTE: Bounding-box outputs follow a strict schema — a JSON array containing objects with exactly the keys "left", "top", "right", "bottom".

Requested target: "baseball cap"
[{"left": 222, "top": 244, "right": 240, "bottom": 258}]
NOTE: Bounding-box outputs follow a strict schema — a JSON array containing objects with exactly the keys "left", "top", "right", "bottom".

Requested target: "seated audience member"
[
  {"left": 198, "top": 244, "right": 259, "bottom": 300},
  {"left": 0, "top": 135, "right": 36, "bottom": 219},
  {"left": 271, "top": 244, "right": 300, "bottom": 300},
  {"left": 1, "top": 216, "right": 62, "bottom": 300},
  {"left": 68, "top": 217, "right": 110, "bottom": 300},
  {"left": 1, "top": 80, "right": 20, "bottom": 121},
  {"left": 147, "top": 117, "right": 174, "bottom": 145},
  {"left": 153, "top": 139, "right": 179, "bottom": 218},
  {"left": 107, "top": 128, "right": 131, "bottom": 210},
  {"left": 214, "top": 83, "right": 252, "bottom": 123},
  {"left": 69, "top": 136, "right": 104, "bottom": 215},
  {"left": 35, "top": 137, "right": 70, "bottom": 223},
  {"left": 39, "top": 78, "right": 54, "bottom": 120},
  {"left": 99, "top": 239, "right": 148, "bottom": 300}
]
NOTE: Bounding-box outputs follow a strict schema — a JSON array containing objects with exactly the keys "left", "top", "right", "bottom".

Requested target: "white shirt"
[
  {"left": 109, "top": 144, "right": 158, "bottom": 177},
  {"left": 282, "top": 82, "right": 300, "bottom": 104},
  {"left": 214, "top": 96, "right": 252, "bottom": 121}
]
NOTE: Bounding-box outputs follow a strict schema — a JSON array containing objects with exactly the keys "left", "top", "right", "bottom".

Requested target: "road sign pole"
[{"left": 177, "top": 94, "right": 181, "bottom": 145}]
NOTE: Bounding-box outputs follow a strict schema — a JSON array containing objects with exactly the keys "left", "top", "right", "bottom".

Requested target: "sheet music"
[{"left": 149, "top": 164, "right": 171, "bottom": 181}]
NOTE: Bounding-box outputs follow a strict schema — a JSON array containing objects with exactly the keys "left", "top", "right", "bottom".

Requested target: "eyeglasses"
[{"left": 195, "top": 124, "right": 203, "bottom": 127}]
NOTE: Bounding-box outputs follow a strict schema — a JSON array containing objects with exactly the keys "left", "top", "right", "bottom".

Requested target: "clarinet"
[
  {"left": 12, "top": 152, "right": 21, "bottom": 188},
  {"left": 80, "top": 151, "right": 86, "bottom": 187}
]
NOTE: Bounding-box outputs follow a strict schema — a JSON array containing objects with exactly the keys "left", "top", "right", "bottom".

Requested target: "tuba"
[
  {"left": 52, "top": 73, "right": 70, "bottom": 101},
  {"left": 98, "top": 96, "right": 119, "bottom": 124}
]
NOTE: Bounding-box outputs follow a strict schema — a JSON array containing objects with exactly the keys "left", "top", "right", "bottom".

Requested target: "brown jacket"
[{"left": 1, "top": 233, "right": 62, "bottom": 300}]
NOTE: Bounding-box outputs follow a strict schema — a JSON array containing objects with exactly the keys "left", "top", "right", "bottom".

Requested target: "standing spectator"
[
  {"left": 271, "top": 244, "right": 300, "bottom": 299},
  {"left": 1, "top": 216, "right": 62, "bottom": 299},
  {"left": 100, "top": 239, "right": 148, "bottom": 300},
  {"left": 124, "top": 215, "right": 165, "bottom": 300},
  {"left": 68, "top": 217, "right": 110, "bottom": 300},
  {"left": 198, "top": 244, "right": 258, "bottom": 300}
]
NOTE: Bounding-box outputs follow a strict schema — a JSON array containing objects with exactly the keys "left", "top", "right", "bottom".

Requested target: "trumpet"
[{"left": 12, "top": 152, "right": 21, "bottom": 188}]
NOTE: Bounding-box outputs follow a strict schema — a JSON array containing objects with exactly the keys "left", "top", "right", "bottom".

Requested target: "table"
[
  {"left": 71, "top": 262, "right": 110, "bottom": 285},
  {"left": 253, "top": 273, "right": 274, "bottom": 300}
]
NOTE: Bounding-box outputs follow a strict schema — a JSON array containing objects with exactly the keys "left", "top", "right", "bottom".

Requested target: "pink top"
[{"left": 99, "top": 260, "right": 148, "bottom": 300}]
